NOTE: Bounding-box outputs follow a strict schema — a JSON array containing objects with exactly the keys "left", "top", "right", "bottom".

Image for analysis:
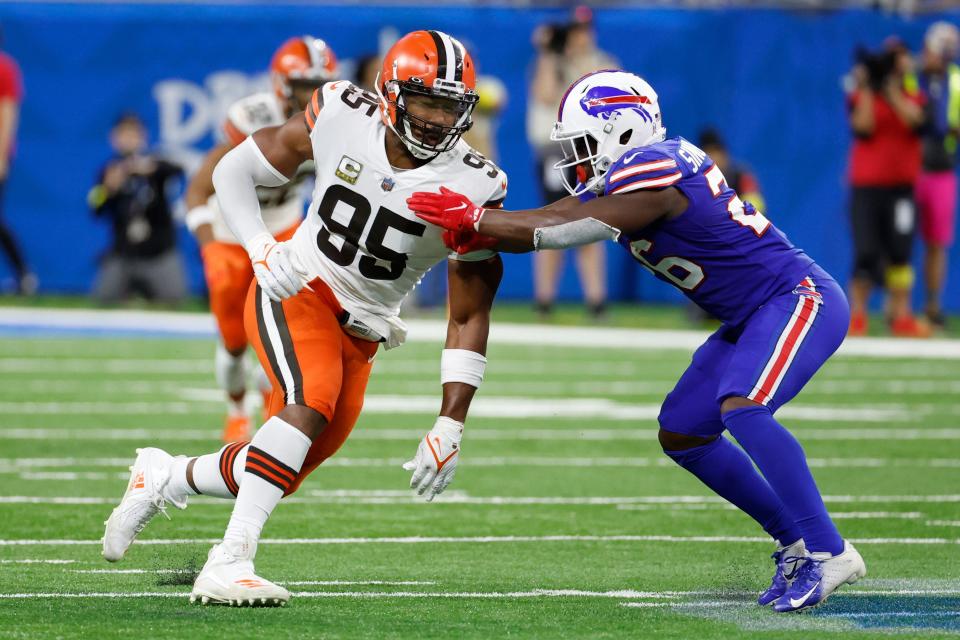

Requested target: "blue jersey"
[{"left": 606, "top": 137, "right": 814, "bottom": 327}]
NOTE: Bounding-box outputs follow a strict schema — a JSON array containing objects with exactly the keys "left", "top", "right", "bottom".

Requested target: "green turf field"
[{"left": 0, "top": 325, "right": 958, "bottom": 638}]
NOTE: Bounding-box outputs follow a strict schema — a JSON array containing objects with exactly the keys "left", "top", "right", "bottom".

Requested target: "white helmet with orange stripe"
[{"left": 551, "top": 69, "right": 666, "bottom": 197}]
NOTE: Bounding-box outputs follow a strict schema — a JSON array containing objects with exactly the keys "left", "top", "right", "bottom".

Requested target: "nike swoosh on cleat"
[{"left": 788, "top": 581, "right": 821, "bottom": 609}]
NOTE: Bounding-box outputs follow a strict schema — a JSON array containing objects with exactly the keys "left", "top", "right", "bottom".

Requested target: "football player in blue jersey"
[{"left": 407, "top": 69, "right": 866, "bottom": 613}]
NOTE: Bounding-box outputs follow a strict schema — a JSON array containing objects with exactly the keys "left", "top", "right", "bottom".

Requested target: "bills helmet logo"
[{"left": 580, "top": 85, "right": 653, "bottom": 122}]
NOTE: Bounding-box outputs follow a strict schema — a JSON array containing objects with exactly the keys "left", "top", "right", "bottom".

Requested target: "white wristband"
[
  {"left": 185, "top": 205, "right": 216, "bottom": 233},
  {"left": 440, "top": 349, "right": 487, "bottom": 387}
]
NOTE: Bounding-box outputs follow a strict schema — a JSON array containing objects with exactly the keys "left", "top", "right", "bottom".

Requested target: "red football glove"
[
  {"left": 442, "top": 228, "right": 499, "bottom": 255},
  {"left": 407, "top": 186, "right": 484, "bottom": 233}
]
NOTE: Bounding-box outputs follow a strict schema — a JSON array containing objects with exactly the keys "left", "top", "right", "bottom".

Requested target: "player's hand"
[
  {"left": 407, "top": 186, "right": 485, "bottom": 233},
  {"left": 402, "top": 417, "right": 463, "bottom": 502},
  {"left": 442, "top": 228, "right": 498, "bottom": 255},
  {"left": 246, "top": 232, "right": 310, "bottom": 302}
]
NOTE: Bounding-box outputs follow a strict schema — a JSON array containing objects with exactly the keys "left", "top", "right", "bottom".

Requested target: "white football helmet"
[{"left": 551, "top": 69, "right": 666, "bottom": 197}]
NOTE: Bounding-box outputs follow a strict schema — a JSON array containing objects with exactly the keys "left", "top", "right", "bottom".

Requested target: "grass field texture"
[{"left": 0, "top": 318, "right": 958, "bottom": 638}]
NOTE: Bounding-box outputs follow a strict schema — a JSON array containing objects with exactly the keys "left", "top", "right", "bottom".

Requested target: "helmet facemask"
[
  {"left": 551, "top": 125, "right": 611, "bottom": 197},
  {"left": 377, "top": 74, "right": 478, "bottom": 160},
  {"left": 552, "top": 109, "right": 665, "bottom": 197}
]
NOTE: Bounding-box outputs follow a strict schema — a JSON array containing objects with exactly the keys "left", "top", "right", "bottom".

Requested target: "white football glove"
[
  {"left": 247, "top": 232, "right": 309, "bottom": 302},
  {"left": 403, "top": 417, "right": 463, "bottom": 502}
]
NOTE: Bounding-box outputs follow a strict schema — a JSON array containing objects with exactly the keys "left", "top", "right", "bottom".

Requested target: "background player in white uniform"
[
  {"left": 103, "top": 30, "right": 507, "bottom": 607},
  {"left": 185, "top": 36, "right": 338, "bottom": 442}
]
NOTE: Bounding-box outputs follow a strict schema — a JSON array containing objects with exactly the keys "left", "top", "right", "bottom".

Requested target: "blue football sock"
[
  {"left": 665, "top": 435, "right": 802, "bottom": 545},
  {"left": 722, "top": 405, "right": 844, "bottom": 555}
]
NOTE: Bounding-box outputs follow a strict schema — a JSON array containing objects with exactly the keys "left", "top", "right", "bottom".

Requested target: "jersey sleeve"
[
  {"left": 605, "top": 147, "right": 683, "bottom": 196},
  {"left": 222, "top": 101, "right": 254, "bottom": 147},
  {"left": 304, "top": 88, "right": 322, "bottom": 132},
  {"left": 483, "top": 171, "right": 508, "bottom": 208}
]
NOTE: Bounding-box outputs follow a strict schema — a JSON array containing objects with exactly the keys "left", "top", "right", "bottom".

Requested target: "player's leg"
[
  {"left": 285, "top": 332, "right": 377, "bottom": 496},
  {"left": 658, "top": 328, "right": 804, "bottom": 604},
  {"left": 204, "top": 241, "right": 258, "bottom": 441},
  {"left": 191, "top": 280, "right": 348, "bottom": 606},
  {"left": 718, "top": 267, "right": 865, "bottom": 611}
]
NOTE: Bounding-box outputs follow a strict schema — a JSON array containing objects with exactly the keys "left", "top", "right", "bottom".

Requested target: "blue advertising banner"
[{"left": 0, "top": 3, "right": 957, "bottom": 309}]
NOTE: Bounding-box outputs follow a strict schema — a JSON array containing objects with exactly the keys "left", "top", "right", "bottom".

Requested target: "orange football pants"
[
  {"left": 243, "top": 276, "right": 379, "bottom": 496},
  {"left": 202, "top": 222, "right": 299, "bottom": 353}
]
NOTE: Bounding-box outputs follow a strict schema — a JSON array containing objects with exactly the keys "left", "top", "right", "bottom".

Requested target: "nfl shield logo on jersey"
[
  {"left": 380, "top": 176, "right": 395, "bottom": 192},
  {"left": 335, "top": 155, "right": 363, "bottom": 184}
]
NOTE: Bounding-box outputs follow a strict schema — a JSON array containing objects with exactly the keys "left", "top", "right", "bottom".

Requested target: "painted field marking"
[
  {"left": 2, "top": 586, "right": 959, "bottom": 600},
  {"left": 0, "top": 534, "right": 957, "bottom": 546},
  {"left": 2, "top": 494, "right": 959, "bottom": 507},
  {"left": 2, "top": 427, "right": 958, "bottom": 442},
  {"left": 4, "top": 308, "right": 960, "bottom": 359},
  {"left": 0, "top": 559, "right": 75, "bottom": 564},
  {"left": 0, "top": 395, "right": 918, "bottom": 422},
  {"left": 1, "top": 456, "right": 958, "bottom": 472}
]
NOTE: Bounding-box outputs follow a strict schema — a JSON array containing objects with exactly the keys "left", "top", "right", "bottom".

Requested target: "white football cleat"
[
  {"left": 102, "top": 447, "right": 187, "bottom": 562},
  {"left": 190, "top": 533, "right": 290, "bottom": 607},
  {"left": 773, "top": 540, "right": 867, "bottom": 612}
]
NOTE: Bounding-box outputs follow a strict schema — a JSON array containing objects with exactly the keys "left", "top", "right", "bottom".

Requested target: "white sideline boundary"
[
  {"left": 2, "top": 493, "right": 960, "bottom": 507},
  {"left": 1, "top": 534, "right": 957, "bottom": 546},
  {"left": 1, "top": 586, "right": 959, "bottom": 601},
  {"left": 2, "top": 307, "right": 958, "bottom": 359}
]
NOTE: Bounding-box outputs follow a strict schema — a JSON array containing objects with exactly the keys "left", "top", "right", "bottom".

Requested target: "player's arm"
[
  {"left": 211, "top": 108, "right": 314, "bottom": 300},
  {"left": 185, "top": 143, "right": 232, "bottom": 246},
  {"left": 408, "top": 186, "right": 686, "bottom": 254},
  {"left": 403, "top": 255, "right": 502, "bottom": 502}
]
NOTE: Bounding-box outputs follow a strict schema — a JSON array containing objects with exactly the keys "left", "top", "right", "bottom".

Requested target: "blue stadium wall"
[{"left": 2, "top": 3, "right": 959, "bottom": 310}]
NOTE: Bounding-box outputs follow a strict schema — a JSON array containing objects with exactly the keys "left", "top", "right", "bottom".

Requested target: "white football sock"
[
  {"left": 166, "top": 443, "right": 248, "bottom": 500},
  {"left": 222, "top": 417, "right": 311, "bottom": 548},
  {"left": 215, "top": 343, "right": 248, "bottom": 398}
]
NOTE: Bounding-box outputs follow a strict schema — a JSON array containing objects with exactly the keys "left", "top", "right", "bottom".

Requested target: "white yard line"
[
  {"left": 3, "top": 494, "right": 960, "bottom": 507},
  {"left": 0, "top": 559, "right": 75, "bottom": 564},
  {"left": 2, "top": 427, "right": 956, "bottom": 442},
  {"left": 0, "top": 395, "right": 916, "bottom": 422},
  {"left": 0, "top": 534, "right": 957, "bottom": 546},
  {"left": 1, "top": 456, "right": 958, "bottom": 472},
  {"left": 3, "top": 307, "right": 959, "bottom": 359},
  {"left": 2, "top": 587, "right": 959, "bottom": 601}
]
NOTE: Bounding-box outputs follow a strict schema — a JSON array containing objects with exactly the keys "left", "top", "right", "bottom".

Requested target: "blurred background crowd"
[{"left": 0, "top": 1, "right": 958, "bottom": 337}]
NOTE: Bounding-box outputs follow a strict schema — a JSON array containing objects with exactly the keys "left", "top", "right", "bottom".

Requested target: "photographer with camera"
[
  {"left": 87, "top": 113, "right": 186, "bottom": 305},
  {"left": 526, "top": 6, "right": 616, "bottom": 320},
  {"left": 846, "top": 38, "right": 928, "bottom": 337}
]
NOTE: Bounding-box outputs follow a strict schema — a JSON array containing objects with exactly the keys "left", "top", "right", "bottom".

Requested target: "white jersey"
[
  {"left": 290, "top": 81, "right": 508, "bottom": 348},
  {"left": 209, "top": 92, "right": 310, "bottom": 243}
]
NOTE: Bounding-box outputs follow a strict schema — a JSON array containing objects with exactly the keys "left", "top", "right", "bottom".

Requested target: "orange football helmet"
[
  {"left": 376, "top": 30, "right": 478, "bottom": 159},
  {"left": 270, "top": 36, "right": 339, "bottom": 107}
]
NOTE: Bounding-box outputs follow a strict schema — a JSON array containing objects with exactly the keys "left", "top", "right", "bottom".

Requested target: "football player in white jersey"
[
  {"left": 185, "top": 36, "right": 338, "bottom": 443},
  {"left": 102, "top": 30, "right": 507, "bottom": 607}
]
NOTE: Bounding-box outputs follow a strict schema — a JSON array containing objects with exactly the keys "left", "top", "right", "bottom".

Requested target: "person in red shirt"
[
  {"left": 847, "top": 40, "right": 927, "bottom": 337},
  {"left": 0, "top": 41, "right": 34, "bottom": 294}
]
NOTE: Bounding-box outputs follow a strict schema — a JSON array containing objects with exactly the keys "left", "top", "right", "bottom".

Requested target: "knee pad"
[
  {"left": 886, "top": 264, "right": 914, "bottom": 290},
  {"left": 215, "top": 343, "right": 248, "bottom": 396}
]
